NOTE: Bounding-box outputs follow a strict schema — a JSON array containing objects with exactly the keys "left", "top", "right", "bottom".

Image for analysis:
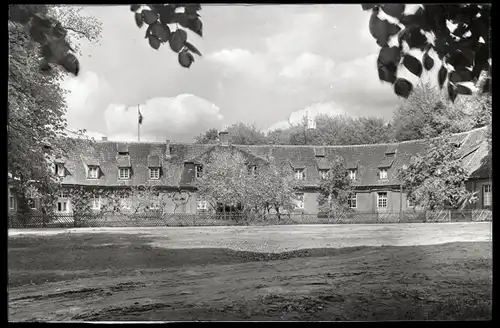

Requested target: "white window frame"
[
  {"left": 55, "top": 163, "right": 65, "bottom": 177},
  {"left": 91, "top": 196, "right": 101, "bottom": 210},
  {"left": 319, "top": 169, "right": 329, "bottom": 179},
  {"left": 295, "top": 193, "right": 305, "bottom": 209},
  {"left": 483, "top": 184, "right": 492, "bottom": 207},
  {"left": 348, "top": 193, "right": 357, "bottom": 209},
  {"left": 197, "top": 199, "right": 208, "bottom": 210},
  {"left": 149, "top": 167, "right": 160, "bottom": 180},
  {"left": 88, "top": 166, "right": 99, "bottom": 179},
  {"left": 196, "top": 165, "right": 203, "bottom": 179},
  {"left": 377, "top": 192, "right": 388, "bottom": 209},
  {"left": 295, "top": 169, "right": 305, "bottom": 180},
  {"left": 57, "top": 200, "right": 68, "bottom": 213},
  {"left": 9, "top": 196, "right": 15, "bottom": 210},
  {"left": 119, "top": 168, "right": 131, "bottom": 180},
  {"left": 379, "top": 168, "right": 388, "bottom": 179},
  {"left": 59, "top": 190, "right": 68, "bottom": 198},
  {"left": 349, "top": 169, "right": 356, "bottom": 180}
]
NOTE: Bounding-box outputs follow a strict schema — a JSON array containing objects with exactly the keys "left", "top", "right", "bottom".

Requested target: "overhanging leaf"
[
  {"left": 403, "top": 54, "right": 423, "bottom": 77},
  {"left": 438, "top": 65, "right": 447, "bottom": 88},
  {"left": 361, "top": 4, "right": 379, "bottom": 11},
  {"left": 159, "top": 6, "right": 176, "bottom": 25},
  {"left": 170, "top": 28, "right": 187, "bottom": 53},
  {"left": 381, "top": 4, "right": 405, "bottom": 20},
  {"left": 369, "top": 9, "right": 401, "bottom": 46},
  {"left": 142, "top": 9, "right": 158, "bottom": 25},
  {"left": 134, "top": 12, "right": 143, "bottom": 28},
  {"left": 178, "top": 49, "right": 195, "bottom": 68},
  {"left": 148, "top": 35, "right": 160, "bottom": 50},
  {"left": 400, "top": 7, "right": 426, "bottom": 28},
  {"left": 449, "top": 70, "right": 472, "bottom": 83},
  {"left": 9, "top": 5, "right": 30, "bottom": 24},
  {"left": 184, "top": 41, "right": 202, "bottom": 56},
  {"left": 394, "top": 78, "right": 413, "bottom": 98},
  {"left": 130, "top": 4, "right": 141, "bottom": 12},
  {"left": 58, "top": 53, "right": 79, "bottom": 76},
  {"left": 378, "top": 46, "right": 401, "bottom": 66},
  {"left": 401, "top": 27, "right": 428, "bottom": 50},
  {"left": 455, "top": 84, "right": 472, "bottom": 95},
  {"left": 144, "top": 25, "right": 152, "bottom": 39},
  {"left": 151, "top": 23, "right": 170, "bottom": 42},
  {"left": 423, "top": 52, "right": 434, "bottom": 70},
  {"left": 378, "top": 63, "right": 397, "bottom": 84},
  {"left": 447, "top": 50, "right": 473, "bottom": 71}
]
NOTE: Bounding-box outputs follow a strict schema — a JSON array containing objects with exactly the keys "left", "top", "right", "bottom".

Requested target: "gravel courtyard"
[{"left": 8, "top": 222, "right": 492, "bottom": 321}]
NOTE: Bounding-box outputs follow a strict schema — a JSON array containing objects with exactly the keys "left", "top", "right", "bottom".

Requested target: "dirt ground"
[{"left": 8, "top": 223, "right": 492, "bottom": 321}]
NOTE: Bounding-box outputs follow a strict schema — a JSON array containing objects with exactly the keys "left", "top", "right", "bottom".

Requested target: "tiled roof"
[
  {"left": 377, "top": 157, "right": 394, "bottom": 168},
  {"left": 58, "top": 127, "right": 489, "bottom": 189},
  {"left": 147, "top": 154, "right": 161, "bottom": 167}
]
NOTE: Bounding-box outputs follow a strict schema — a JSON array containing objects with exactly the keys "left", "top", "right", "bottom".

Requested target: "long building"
[{"left": 8, "top": 127, "right": 492, "bottom": 215}]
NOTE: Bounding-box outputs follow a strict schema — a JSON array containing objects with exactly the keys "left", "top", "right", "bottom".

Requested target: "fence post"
[{"left": 448, "top": 210, "right": 451, "bottom": 222}]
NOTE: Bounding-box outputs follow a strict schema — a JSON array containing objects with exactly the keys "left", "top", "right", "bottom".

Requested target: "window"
[
  {"left": 379, "top": 169, "right": 388, "bottom": 179},
  {"left": 197, "top": 198, "right": 208, "bottom": 210},
  {"left": 9, "top": 196, "right": 15, "bottom": 210},
  {"left": 295, "top": 169, "right": 305, "bottom": 180},
  {"left": 348, "top": 193, "right": 357, "bottom": 209},
  {"left": 88, "top": 166, "right": 99, "bottom": 179},
  {"left": 119, "top": 168, "right": 131, "bottom": 180},
  {"left": 196, "top": 165, "right": 203, "bottom": 178},
  {"left": 55, "top": 163, "right": 65, "bottom": 177},
  {"left": 57, "top": 200, "right": 68, "bottom": 213},
  {"left": 319, "top": 169, "right": 329, "bottom": 179},
  {"left": 91, "top": 196, "right": 101, "bottom": 210},
  {"left": 28, "top": 198, "right": 37, "bottom": 210},
  {"left": 248, "top": 165, "right": 257, "bottom": 175},
  {"left": 295, "top": 193, "right": 305, "bottom": 209},
  {"left": 349, "top": 169, "right": 356, "bottom": 180},
  {"left": 377, "top": 192, "right": 388, "bottom": 209},
  {"left": 149, "top": 168, "right": 160, "bottom": 180},
  {"left": 59, "top": 190, "right": 68, "bottom": 198},
  {"left": 483, "top": 184, "right": 492, "bottom": 207}
]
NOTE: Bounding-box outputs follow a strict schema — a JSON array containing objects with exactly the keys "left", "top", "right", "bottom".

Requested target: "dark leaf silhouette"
[
  {"left": 400, "top": 7, "right": 426, "bottom": 28},
  {"left": 438, "top": 65, "right": 447, "bottom": 89},
  {"left": 447, "top": 50, "right": 473, "bottom": 71},
  {"left": 142, "top": 9, "right": 158, "bottom": 25},
  {"left": 58, "top": 53, "right": 79, "bottom": 76},
  {"left": 134, "top": 12, "right": 144, "bottom": 28},
  {"left": 378, "top": 46, "right": 401, "bottom": 66},
  {"left": 130, "top": 4, "right": 141, "bottom": 12},
  {"left": 9, "top": 5, "right": 30, "bottom": 23},
  {"left": 423, "top": 52, "right": 434, "bottom": 70},
  {"left": 29, "top": 25, "right": 47, "bottom": 43},
  {"left": 148, "top": 35, "right": 161, "bottom": 50},
  {"left": 381, "top": 4, "right": 405, "bottom": 20},
  {"left": 369, "top": 9, "right": 401, "bottom": 47},
  {"left": 184, "top": 41, "right": 202, "bottom": 56},
  {"left": 178, "top": 49, "right": 195, "bottom": 68},
  {"left": 455, "top": 84, "right": 472, "bottom": 95},
  {"left": 159, "top": 6, "right": 176, "bottom": 25},
  {"left": 449, "top": 70, "right": 472, "bottom": 83},
  {"left": 151, "top": 23, "right": 170, "bottom": 42},
  {"left": 394, "top": 78, "right": 413, "bottom": 98},
  {"left": 361, "top": 4, "right": 378, "bottom": 10},
  {"left": 400, "top": 27, "right": 428, "bottom": 50},
  {"left": 144, "top": 25, "right": 152, "bottom": 39},
  {"left": 378, "top": 64, "right": 397, "bottom": 84},
  {"left": 403, "top": 54, "right": 423, "bottom": 77},
  {"left": 170, "top": 28, "right": 187, "bottom": 53}
]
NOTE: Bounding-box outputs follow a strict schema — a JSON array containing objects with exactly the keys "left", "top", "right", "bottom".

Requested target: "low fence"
[{"left": 7, "top": 209, "right": 492, "bottom": 229}]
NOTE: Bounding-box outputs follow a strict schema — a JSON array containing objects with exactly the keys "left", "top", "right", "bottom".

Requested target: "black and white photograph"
[{"left": 8, "top": 3, "right": 492, "bottom": 322}]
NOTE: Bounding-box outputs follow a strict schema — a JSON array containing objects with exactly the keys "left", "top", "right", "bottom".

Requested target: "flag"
[{"left": 138, "top": 109, "right": 143, "bottom": 125}]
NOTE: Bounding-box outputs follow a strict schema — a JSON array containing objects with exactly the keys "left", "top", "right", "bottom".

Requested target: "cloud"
[
  {"left": 102, "top": 94, "right": 224, "bottom": 142},
  {"left": 62, "top": 70, "right": 109, "bottom": 129},
  {"left": 266, "top": 101, "right": 348, "bottom": 132},
  {"left": 279, "top": 52, "right": 336, "bottom": 81}
]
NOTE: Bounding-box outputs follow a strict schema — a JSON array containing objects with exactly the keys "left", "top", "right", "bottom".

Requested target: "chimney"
[
  {"left": 219, "top": 131, "right": 230, "bottom": 146},
  {"left": 165, "top": 140, "right": 171, "bottom": 158},
  {"left": 101, "top": 136, "right": 108, "bottom": 141}
]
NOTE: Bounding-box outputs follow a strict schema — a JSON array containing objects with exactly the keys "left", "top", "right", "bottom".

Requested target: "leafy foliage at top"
[
  {"left": 317, "top": 156, "right": 353, "bottom": 217},
  {"left": 362, "top": 4, "right": 491, "bottom": 100},
  {"left": 397, "top": 134, "right": 476, "bottom": 210},
  {"left": 130, "top": 4, "right": 203, "bottom": 68}
]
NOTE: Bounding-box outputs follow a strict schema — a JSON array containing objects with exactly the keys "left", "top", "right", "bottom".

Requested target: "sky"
[{"left": 62, "top": 4, "right": 430, "bottom": 142}]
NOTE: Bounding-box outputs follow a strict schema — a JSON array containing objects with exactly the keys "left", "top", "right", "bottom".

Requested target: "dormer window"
[
  {"left": 319, "top": 169, "right": 329, "bottom": 179},
  {"left": 379, "top": 168, "right": 388, "bottom": 179},
  {"left": 196, "top": 165, "right": 203, "bottom": 178},
  {"left": 88, "top": 166, "right": 99, "bottom": 179},
  {"left": 295, "top": 169, "right": 305, "bottom": 180},
  {"left": 149, "top": 167, "right": 160, "bottom": 180},
  {"left": 119, "top": 168, "right": 131, "bottom": 180},
  {"left": 348, "top": 169, "right": 356, "bottom": 180},
  {"left": 55, "top": 163, "right": 65, "bottom": 177}
]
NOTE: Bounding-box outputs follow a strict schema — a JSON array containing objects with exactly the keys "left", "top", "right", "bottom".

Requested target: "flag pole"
[{"left": 137, "top": 104, "right": 140, "bottom": 142}]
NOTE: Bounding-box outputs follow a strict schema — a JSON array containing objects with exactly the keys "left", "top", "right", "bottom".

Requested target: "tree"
[
  {"left": 226, "top": 123, "right": 268, "bottom": 145},
  {"left": 391, "top": 82, "right": 482, "bottom": 141},
  {"left": 194, "top": 128, "right": 219, "bottom": 144},
  {"left": 362, "top": 4, "right": 491, "bottom": 99},
  {"left": 397, "top": 134, "right": 477, "bottom": 210},
  {"left": 317, "top": 156, "right": 353, "bottom": 218},
  {"left": 8, "top": 9, "right": 101, "bottom": 218}
]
